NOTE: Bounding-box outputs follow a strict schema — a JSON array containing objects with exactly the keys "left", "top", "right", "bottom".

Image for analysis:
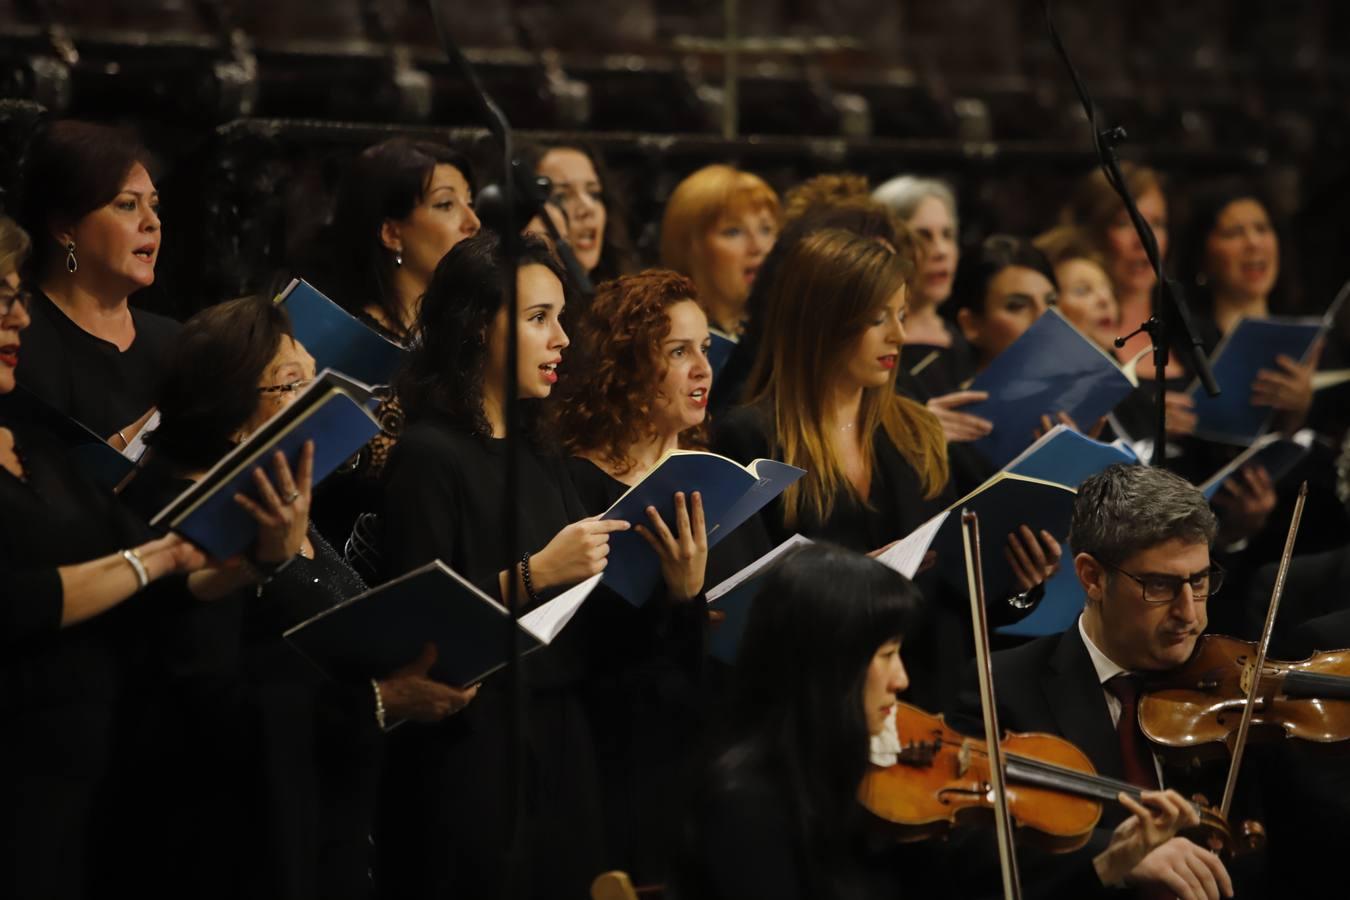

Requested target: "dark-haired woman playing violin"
[{"left": 675, "top": 543, "right": 1198, "bottom": 900}]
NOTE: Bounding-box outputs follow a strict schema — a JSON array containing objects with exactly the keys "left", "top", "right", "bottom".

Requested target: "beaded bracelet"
[{"left": 520, "top": 552, "right": 541, "bottom": 604}]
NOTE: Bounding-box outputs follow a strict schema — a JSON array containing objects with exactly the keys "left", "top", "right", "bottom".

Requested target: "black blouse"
[
  {"left": 376, "top": 415, "right": 607, "bottom": 899},
  {"left": 712, "top": 404, "right": 952, "bottom": 553},
  {"left": 1, "top": 290, "right": 179, "bottom": 438},
  {"left": 0, "top": 419, "right": 158, "bottom": 900},
  {"left": 900, "top": 321, "right": 978, "bottom": 399}
]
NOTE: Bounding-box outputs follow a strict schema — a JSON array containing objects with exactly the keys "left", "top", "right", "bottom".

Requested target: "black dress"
[
  {"left": 900, "top": 321, "right": 977, "bottom": 399},
  {"left": 674, "top": 752, "right": 910, "bottom": 900},
  {"left": 712, "top": 403, "right": 952, "bottom": 552},
  {"left": 566, "top": 457, "right": 722, "bottom": 884},
  {"left": 0, "top": 420, "right": 156, "bottom": 900},
  {"left": 711, "top": 404, "right": 969, "bottom": 711},
  {"left": 117, "top": 460, "right": 383, "bottom": 900},
  {"left": 0, "top": 289, "right": 179, "bottom": 437},
  {"left": 377, "top": 415, "right": 605, "bottom": 900}
]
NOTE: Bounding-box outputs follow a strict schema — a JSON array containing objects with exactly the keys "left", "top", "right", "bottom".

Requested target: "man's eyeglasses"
[
  {"left": 1095, "top": 556, "right": 1225, "bottom": 606},
  {"left": 0, "top": 288, "right": 31, "bottom": 318},
  {"left": 257, "top": 377, "right": 314, "bottom": 395}
]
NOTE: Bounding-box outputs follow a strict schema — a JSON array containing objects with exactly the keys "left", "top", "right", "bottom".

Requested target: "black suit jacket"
[{"left": 949, "top": 626, "right": 1269, "bottom": 898}]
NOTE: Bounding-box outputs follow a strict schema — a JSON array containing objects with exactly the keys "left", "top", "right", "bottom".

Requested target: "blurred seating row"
[{"left": 2, "top": 0, "right": 1348, "bottom": 151}]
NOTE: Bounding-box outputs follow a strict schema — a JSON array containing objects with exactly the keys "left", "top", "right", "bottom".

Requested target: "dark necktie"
[{"left": 1105, "top": 673, "right": 1159, "bottom": 791}]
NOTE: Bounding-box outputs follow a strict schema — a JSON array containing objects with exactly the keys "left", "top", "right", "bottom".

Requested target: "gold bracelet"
[{"left": 371, "top": 679, "right": 388, "bottom": 730}]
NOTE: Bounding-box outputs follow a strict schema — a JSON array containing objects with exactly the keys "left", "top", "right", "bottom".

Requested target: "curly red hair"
[{"left": 554, "top": 269, "right": 708, "bottom": 474}]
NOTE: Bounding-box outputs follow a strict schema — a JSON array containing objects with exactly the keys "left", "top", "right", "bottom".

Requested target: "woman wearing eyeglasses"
[
  {"left": 115, "top": 296, "right": 475, "bottom": 899},
  {"left": 0, "top": 218, "right": 309, "bottom": 897}
]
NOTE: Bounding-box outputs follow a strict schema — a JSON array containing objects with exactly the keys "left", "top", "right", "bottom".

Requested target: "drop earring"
[
  {"left": 394, "top": 250, "right": 403, "bottom": 267},
  {"left": 66, "top": 241, "right": 78, "bottom": 274}
]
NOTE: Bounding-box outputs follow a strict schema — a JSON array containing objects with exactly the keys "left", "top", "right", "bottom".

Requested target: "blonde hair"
[
  {"left": 0, "top": 216, "right": 31, "bottom": 278},
  {"left": 1034, "top": 224, "right": 1107, "bottom": 269},
  {"left": 745, "top": 229, "right": 948, "bottom": 528},
  {"left": 660, "top": 164, "right": 781, "bottom": 287},
  {"left": 782, "top": 173, "right": 872, "bottom": 224}
]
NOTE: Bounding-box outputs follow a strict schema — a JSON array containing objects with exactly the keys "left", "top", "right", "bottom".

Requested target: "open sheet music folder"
[
  {"left": 1, "top": 385, "right": 135, "bottom": 491},
  {"left": 705, "top": 535, "right": 812, "bottom": 665},
  {"left": 598, "top": 450, "right": 804, "bottom": 607},
  {"left": 1188, "top": 281, "right": 1349, "bottom": 445},
  {"left": 275, "top": 278, "right": 407, "bottom": 387},
  {"left": 875, "top": 473, "right": 1077, "bottom": 625},
  {"left": 284, "top": 562, "right": 602, "bottom": 687},
  {"left": 150, "top": 369, "right": 381, "bottom": 559},
  {"left": 964, "top": 309, "right": 1138, "bottom": 469}
]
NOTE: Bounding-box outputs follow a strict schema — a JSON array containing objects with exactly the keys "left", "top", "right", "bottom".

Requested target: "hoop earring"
[{"left": 66, "top": 241, "right": 78, "bottom": 274}]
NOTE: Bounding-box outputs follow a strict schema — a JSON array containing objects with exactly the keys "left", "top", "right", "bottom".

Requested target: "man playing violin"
[{"left": 953, "top": 464, "right": 1249, "bottom": 900}]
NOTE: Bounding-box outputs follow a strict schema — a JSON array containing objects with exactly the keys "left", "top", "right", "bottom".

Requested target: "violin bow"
[
  {"left": 961, "top": 510, "right": 1024, "bottom": 900},
  {"left": 1217, "top": 481, "right": 1308, "bottom": 820}
]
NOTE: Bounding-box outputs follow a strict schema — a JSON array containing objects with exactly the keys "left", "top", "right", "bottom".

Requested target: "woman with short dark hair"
[
  {"left": 121, "top": 295, "right": 473, "bottom": 899},
  {"left": 949, "top": 234, "right": 1059, "bottom": 371},
  {"left": 8, "top": 119, "right": 180, "bottom": 443}
]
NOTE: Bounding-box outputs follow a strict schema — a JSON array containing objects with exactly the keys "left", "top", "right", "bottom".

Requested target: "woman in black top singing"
[
  {"left": 551, "top": 268, "right": 722, "bottom": 883},
  {"left": 0, "top": 216, "right": 216, "bottom": 899},
  {"left": 118, "top": 295, "right": 475, "bottom": 899},
  {"left": 676, "top": 543, "right": 1204, "bottom": 900},
  {"left": 8, "top": 120, "right": 180, "bottom": 445},
  {"left": 714, "top": 227, "right": 952, "bottom": 550},
  {"left": 379, "top": 231, "right": 627, "bottom": 900}
]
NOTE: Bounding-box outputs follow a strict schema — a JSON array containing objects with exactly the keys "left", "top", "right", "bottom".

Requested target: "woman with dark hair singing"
[
  {"left": 117, "top": 295, "right": 473, "bottom": 899},
  {"left": 378, "top": 231, "right": 626, "bottom": 899},
  {"left": 8, "top": 119, "right": 179, "bottom": 445},
  {"left": 0, "top": 214, "right": 207, "bottom": 900},
  {"left": 308, "top": 137, "right": 481, "bottom": 344}
]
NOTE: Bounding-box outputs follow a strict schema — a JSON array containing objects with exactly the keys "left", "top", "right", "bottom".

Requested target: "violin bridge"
[{"left": 957, "top": 740, "right": 971, "bottom": 777}]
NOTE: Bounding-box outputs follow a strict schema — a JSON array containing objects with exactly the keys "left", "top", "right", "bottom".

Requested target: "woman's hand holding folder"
[
  {"left": 634, "top": 491, "right": 708, "bottom": 602},
  {"left": 378, "top": 642, "right": 480, "bottom": 723},
  {"left": 1005, "top": 525, "right": 1063, "bottom": 594},
  {"left": 926, "top": 390, "right": 994, "bottom": 443},
  {"left": 232, "top": 441, "right": 314, "bottom": 564},
  {"left": 1253, "top": 338, "right": 1320, "bottom": 433},
  {"left": 529, "top": 515, "right": 633, "bottom": 593}
]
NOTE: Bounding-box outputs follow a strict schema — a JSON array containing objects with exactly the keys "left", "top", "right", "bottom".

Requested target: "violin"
[
  {"left": 859, "top": 702, "right": 1253, "bottom": 856},
  {"left": 1140, "top": 633, "right": 1350, "bottom": 757}
]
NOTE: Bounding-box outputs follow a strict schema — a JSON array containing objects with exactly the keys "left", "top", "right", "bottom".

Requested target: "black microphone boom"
[{"left": 1041, "top": 1, "right": 1220, "bottom": 466}]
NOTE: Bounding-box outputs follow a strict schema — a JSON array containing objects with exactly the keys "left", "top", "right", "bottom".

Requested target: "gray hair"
[
  {"left": 871, "top": 175, "right": 958, "bottom": 225},
  {"left": 1069, "top": 464, "right": 1216, "bottom": 565}
]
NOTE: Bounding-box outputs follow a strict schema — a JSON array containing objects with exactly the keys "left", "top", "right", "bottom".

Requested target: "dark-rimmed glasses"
[
  {"left": 1095, "top": 556, "right": 1224, "bottom": 606},
  {"left": 0, "top": 288, "right": 31, "bottom": 318}
]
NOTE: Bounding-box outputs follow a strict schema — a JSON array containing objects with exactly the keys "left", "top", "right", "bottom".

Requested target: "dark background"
[{"left": 2, "top": 0, "right": 1347, "bottom": 323}]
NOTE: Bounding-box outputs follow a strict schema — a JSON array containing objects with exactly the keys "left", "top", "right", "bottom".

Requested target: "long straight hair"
[
  {"left": 744, "top": 228, "right": 948, "bottom": 528},
  {"left": 700, "top": 543, "right": 923, "bottom": 898}
]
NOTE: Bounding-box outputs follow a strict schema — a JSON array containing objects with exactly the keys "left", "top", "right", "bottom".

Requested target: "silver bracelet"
[
  {"left": 371, "top": 679, "right": 387, "bottom": 730},
  {"left": 120, "top": 548, "right": 150, "bottom": 590}
]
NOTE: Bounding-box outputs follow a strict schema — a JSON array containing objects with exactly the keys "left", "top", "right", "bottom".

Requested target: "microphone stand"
[
  {"left": 426, "top": 3, "right": 549, "bottom": 895},
  {"left": 1041, "top": 1, "right": 1220, "bottom": 466}
]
